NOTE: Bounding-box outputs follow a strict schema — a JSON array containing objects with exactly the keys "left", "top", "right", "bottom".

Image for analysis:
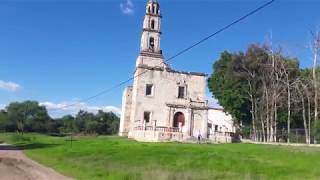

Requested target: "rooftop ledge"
[
  {"left": 136, "top": 64, "right": 208, "bottom": 77},
  {"left": 167, "top": 69, "right": 208, "bottom": 77}
]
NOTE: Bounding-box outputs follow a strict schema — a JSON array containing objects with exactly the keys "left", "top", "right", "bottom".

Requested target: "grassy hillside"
[{"left": 0, "top": 133, "right": 320, "bottom": 180}]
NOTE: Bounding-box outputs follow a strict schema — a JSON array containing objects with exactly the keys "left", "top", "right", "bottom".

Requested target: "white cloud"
[
  {"left": 120, "top": 0, "right": 134, "bottom": 15},
  {"left": 0, "top": 104, "right": 5, "bottom": 110},
  {"left": 0, "top": 80, "right": 21, "bottom": 92},
  {"left": 40, "top": 101, "right": 121, "bottom": 118}
]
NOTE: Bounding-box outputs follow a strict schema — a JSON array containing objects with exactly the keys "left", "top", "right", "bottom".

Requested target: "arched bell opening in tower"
[
  {"left": 149, "top": 37, "right": 155, "bottom": 51},
  {"left": 151, "top": 20, "right": 155, "bottom": 30}
]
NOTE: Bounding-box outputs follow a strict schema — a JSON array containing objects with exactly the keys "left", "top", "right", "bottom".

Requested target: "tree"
[
  {"left": 0, "top": 110, "right": 8, "bottom": 132},
  {"left": 208, "top": 51, "right": 251, "bottom": 127},
  {"left": 208, "top": 44, "right": 300, "bottom": 142},
  {"left": 74, "top": 110, "right": 89, "bottom": 133},
  {"left": 107, "top": 112, "right": 120, "bottom": 134},
  {"left": 57, "top": 115, "right": 75, "bottom": 134},
  {"left": 73, "top": 110, "right": 120, "bottom": 135},
  {"left": 0, "top": 100, "right": 120, "bottom": 135},
  {"left": 310, "top": 31, "right": 320, "bottom": 143},
  {"left": 6, "top": 101, "right": 51, "bottom": 133}
]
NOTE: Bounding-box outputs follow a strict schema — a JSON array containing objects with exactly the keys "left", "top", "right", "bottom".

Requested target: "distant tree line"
[
  {"left": 208, "top": 33, "right": 320, "bottom": 144},
  {"left": 0, "top": 101, "right": 120, "bottom": 135}
]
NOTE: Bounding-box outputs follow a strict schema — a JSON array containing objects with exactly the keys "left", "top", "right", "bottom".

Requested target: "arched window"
[
  {"left": 149, "top": 37, "right": 155, "bottom": 50},
  {"left": 148, "top": 6, "right": 151, "bottom": 13},
  {"left": 151, "top": 20, "right": 155, "bottom": 30},
  {"left": 152, "top": 5, "right": 156, "bottom": 14}
]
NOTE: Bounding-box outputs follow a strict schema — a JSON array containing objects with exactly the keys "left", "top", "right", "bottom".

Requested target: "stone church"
[{"left": 119, "top": 0, "right": 209, "bottom": 142}]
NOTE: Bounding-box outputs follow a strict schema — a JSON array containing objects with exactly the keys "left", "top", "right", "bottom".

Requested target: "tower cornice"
[
  {"left": 143, "top": 28, "right": 162, "bottom": 34},
  {"left": 146, "top": 13, "right": 162, "bottom": 18},
  {"left": 139, "top": 51, "right": 164, "bottom": 59}
]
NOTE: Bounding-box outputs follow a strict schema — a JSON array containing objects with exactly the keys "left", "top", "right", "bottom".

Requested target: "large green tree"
[
  {"left": 208, "top": 51, "right": 251, "bottom": 125},
  {"left": 208, "top": 44, "right": 301, "bottom": 142},
  {"left": 6, "top": 101, "right": 51, "bottom": 133}
]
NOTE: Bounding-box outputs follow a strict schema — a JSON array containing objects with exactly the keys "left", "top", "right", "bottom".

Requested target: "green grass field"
[{"left": 0, "top": 133, "right": 320, "bottom": 180}]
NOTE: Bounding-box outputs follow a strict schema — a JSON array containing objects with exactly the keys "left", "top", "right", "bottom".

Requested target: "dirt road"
[{"left": 0, "top": 144, "right": 72, "bottom": 180}]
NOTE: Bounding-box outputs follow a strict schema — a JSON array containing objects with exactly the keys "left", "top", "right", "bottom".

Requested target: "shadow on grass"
[{"left": 0, "top": 143, "right": 60, "bottom": 151}]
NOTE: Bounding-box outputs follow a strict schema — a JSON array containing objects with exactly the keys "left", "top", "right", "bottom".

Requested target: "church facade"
[{"left": 119, "top": 0, "right": 209, "bottom": 142}]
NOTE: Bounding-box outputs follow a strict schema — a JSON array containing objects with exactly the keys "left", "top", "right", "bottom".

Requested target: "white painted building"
[
  {"left": 119, "top": 0, "right": 236, "bottom": 143},
  {"left": 207, "top": 108, "right": 236, "bottom": 143},
  {"left": 208, "top": 108, "right": 235, "bottom": 133}
]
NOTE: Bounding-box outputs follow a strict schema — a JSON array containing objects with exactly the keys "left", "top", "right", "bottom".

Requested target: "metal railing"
[{"left": 245, "top": 128, "right": 320, "bottom": 144}]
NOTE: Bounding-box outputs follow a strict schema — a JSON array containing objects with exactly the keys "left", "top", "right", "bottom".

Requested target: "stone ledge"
[
  {"left": 167, "top": 69, "right": 208, "bottom": 77},
  {"left": 136, "top": 64, "right": 208, "bottom": 77},
  {"left": 143, "top": 28, "right": 162, "bottom": 34},
  {"left": 139, "top": 52, "right": 164, "bottom": 59},
  {"left": 166, "top": 103, "right": 209, "bottom": 110},
  {"left": 146, "top": 13, "right": 162, "bottom": 18}
]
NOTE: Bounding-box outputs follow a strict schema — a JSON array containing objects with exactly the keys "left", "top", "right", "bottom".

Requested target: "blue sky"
[{"left": 0, "top": 0, "right": 320, "bottom": 117}]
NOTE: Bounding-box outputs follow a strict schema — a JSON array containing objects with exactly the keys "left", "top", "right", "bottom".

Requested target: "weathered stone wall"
[
  {"left": 119, "top": 87, "right": 133, "bottom": 136},
  {"left": 130, "top": 130, "right": 184, "bottom": 142},
  {"left": 209, "top": 134, "right": 233, "bottom": 143},
  {"left": 135, "top": 55, "right": 165, "bottom": 68},
  {"left": 129, "top": 65, "right": 208, "bottom": 138},
  {"left": 192, "top": 110, "right": 208, "bottom": 138}
]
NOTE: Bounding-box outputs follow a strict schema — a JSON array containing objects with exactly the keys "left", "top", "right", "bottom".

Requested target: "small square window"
[
  {"left": 214, "top": 125, "right": 218, "bottom": 132},
  {"left": 144, "top": 112, "right": 151, "bottom": 123},
  {"left": 178, "top": 86, "right": 185, "bottom": 99},
  {"left": 146, "top": 84, "right": 153, "bottom": 96}
]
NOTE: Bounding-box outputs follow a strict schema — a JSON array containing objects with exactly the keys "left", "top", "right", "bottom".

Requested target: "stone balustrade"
[
  {"left": 208, "top": 131, "right": 236, "bottom": 143},
  {"left": 134, "top": 126, "right": 180, "bottom": 133},
  {"left": 156, "top": 126, "right": 180, "bottom": 132}
]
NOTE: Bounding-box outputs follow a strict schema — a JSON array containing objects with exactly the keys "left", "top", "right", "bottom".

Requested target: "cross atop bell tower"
[{"left": 140, "top": 0, "right": 162, "bottom": 56}]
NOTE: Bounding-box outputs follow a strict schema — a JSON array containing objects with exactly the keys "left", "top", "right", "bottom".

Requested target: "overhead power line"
[{"left": 64, "top": 0, "right": 275, "bottom": 108}]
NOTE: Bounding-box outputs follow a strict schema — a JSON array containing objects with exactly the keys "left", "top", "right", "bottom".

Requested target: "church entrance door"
[{"left": 173, "top": 112, "right": 185, "bottom": 128}]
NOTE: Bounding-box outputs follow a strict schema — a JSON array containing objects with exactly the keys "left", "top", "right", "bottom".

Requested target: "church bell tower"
[
  {"left": 141, "top": 0, "right": 161, "bottom": 54},
  {"left": 136, "top": 0, "right": 165, "bottom": 68}
]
